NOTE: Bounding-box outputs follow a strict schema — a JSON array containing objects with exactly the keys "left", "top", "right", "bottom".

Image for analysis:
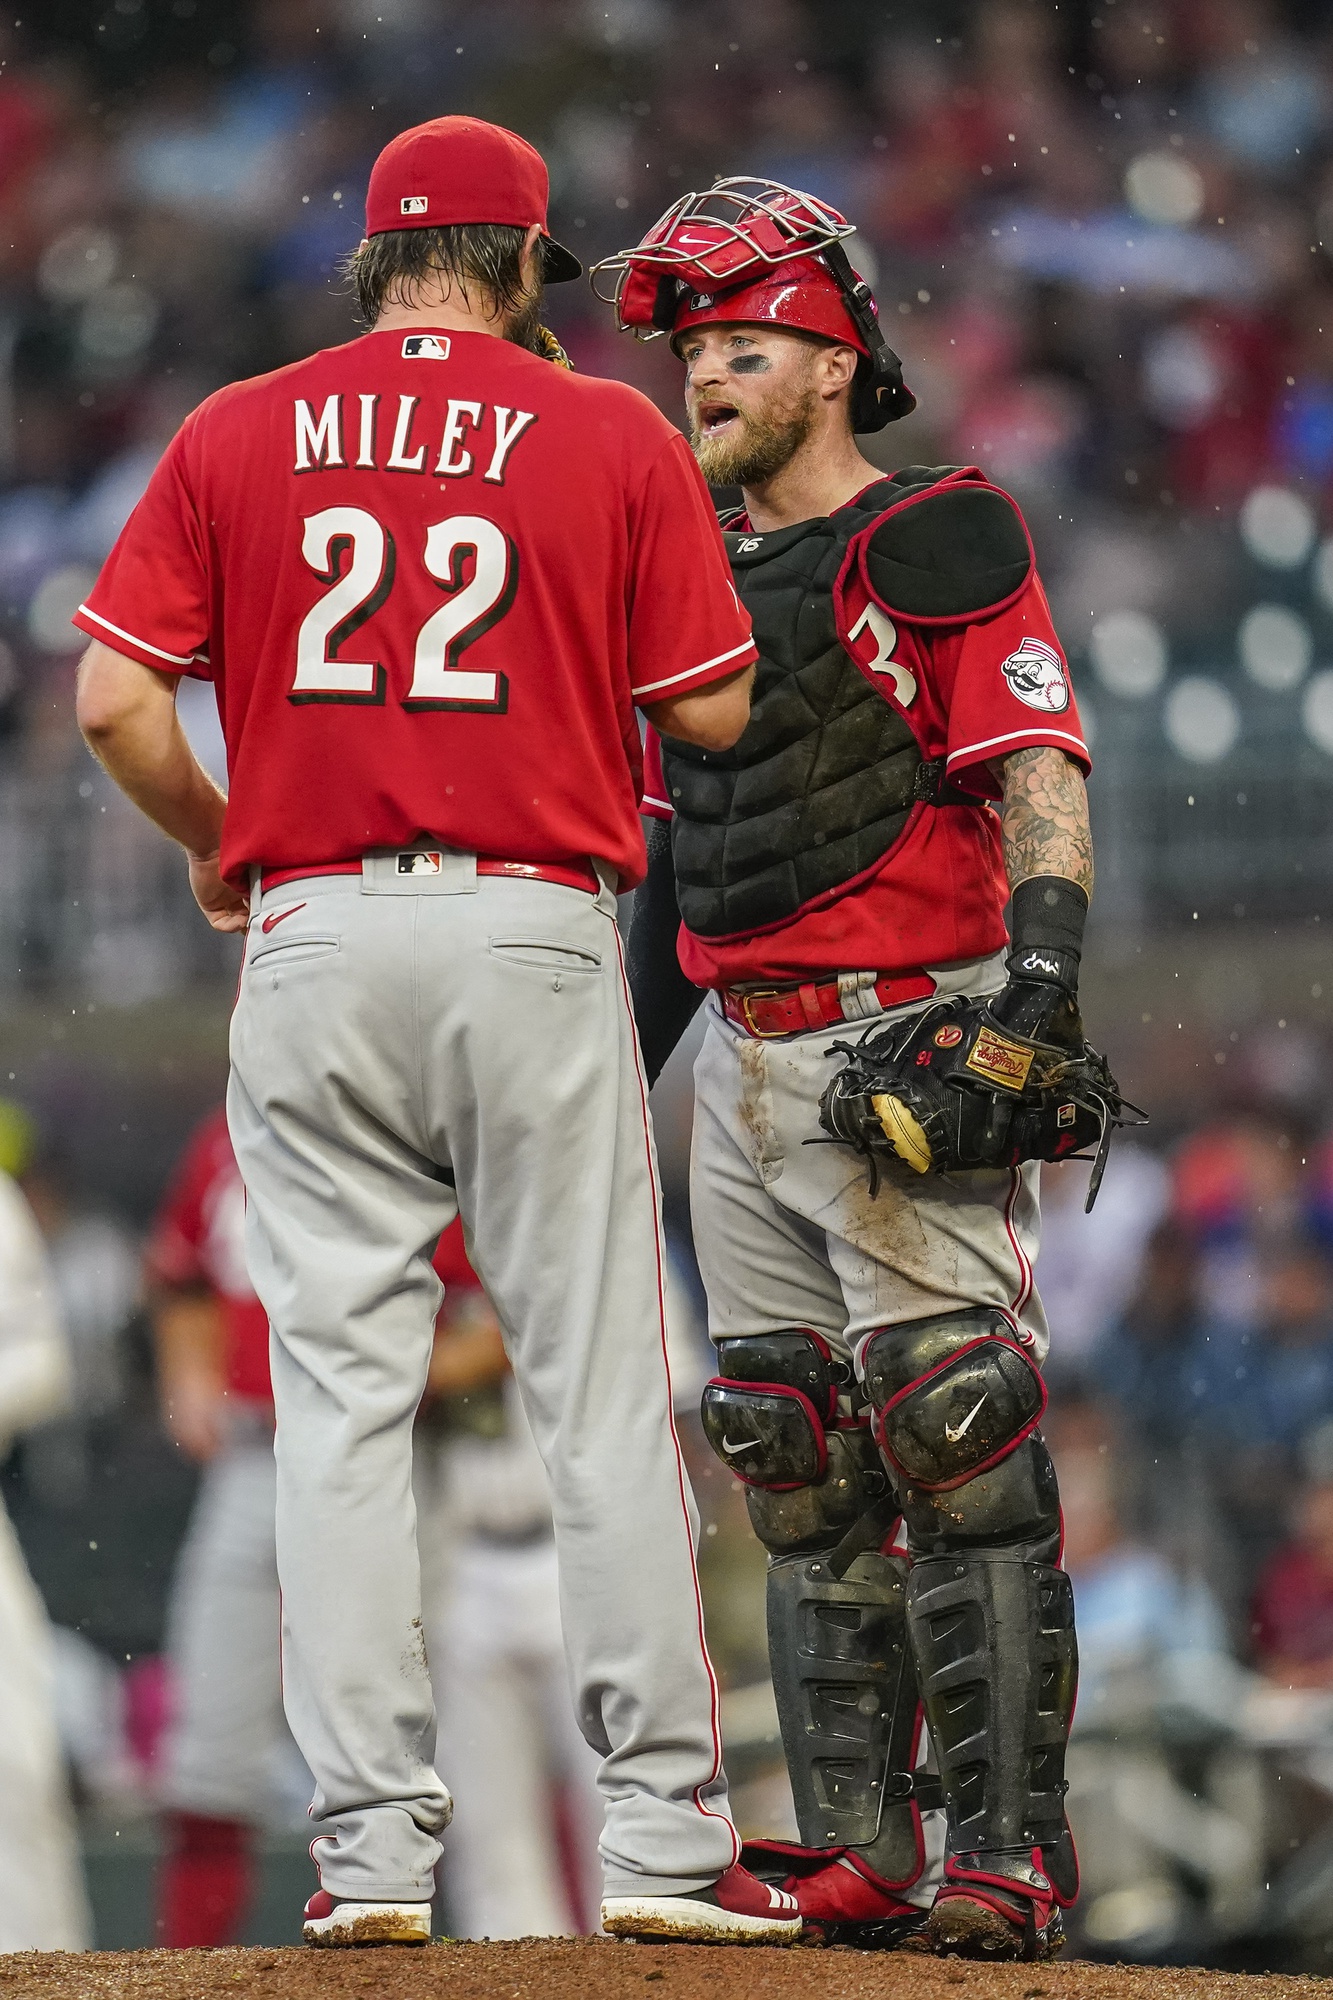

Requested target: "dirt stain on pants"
[{"left": 737, "top": 1038, "right": 784, "bottom": 1186}]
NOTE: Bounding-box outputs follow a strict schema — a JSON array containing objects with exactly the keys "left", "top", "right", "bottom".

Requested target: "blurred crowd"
[
  {"left": 1032, "top": 1031, "right": 1333, "bottom": 1967},
  {"left": 3, "top": 0, "right": 1333, "bottom": 810},
  {"left": 0, "top": 0, "right": 1328, "bottom": 986},
  {"left": 5, "top": 0, "right": 1333, "bottom": 1966}
]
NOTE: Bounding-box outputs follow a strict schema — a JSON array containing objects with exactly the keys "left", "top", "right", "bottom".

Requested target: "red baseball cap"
[{"left": 365, "top": 115, "right": 581, "bottom": 282}]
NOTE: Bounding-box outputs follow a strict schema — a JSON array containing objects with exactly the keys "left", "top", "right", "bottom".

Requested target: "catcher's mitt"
[
  {"left": 531, "top": 324, "right": 574, "bottom": 368},
  {"left": 817, "top": 996, "right": 1143, "bottom": 1211}
]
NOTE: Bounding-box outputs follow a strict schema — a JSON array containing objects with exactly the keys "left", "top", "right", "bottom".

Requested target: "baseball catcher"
[{"left": 597, "top": 179, "right": 1139, "bottom": 1961}]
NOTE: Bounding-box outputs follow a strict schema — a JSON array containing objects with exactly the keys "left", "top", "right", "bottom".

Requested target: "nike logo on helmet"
[
  {"left": 722, "top": 1434, "right": 760, "bottom": 1455},
  {"left": 944, "top": 1394, "right": 987, "bottom": 1446},
  {"left": 261, "top": 902, "right": 307, "bottom": 934}
]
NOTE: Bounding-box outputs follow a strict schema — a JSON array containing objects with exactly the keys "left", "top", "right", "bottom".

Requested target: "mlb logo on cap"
[{"left": 401, "top": 195, "right": 428, "bottom": 215}]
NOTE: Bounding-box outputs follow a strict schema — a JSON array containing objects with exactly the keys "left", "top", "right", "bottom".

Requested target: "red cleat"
[
  {"left": 907, "top": 1851, "right": 1067, "bottom": 1962},
  {"left": 742, "top": 1839, "right": 925, "bottom": 1949}
]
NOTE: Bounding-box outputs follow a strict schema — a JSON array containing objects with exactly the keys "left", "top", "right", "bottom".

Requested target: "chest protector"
[{"left": 660, "top": 466, "right": 1033, "bottom": 940}]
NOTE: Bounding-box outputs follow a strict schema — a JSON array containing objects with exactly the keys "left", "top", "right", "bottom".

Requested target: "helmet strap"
[{"left": 820, "top": 239, "right": 907, "bottom": 430}]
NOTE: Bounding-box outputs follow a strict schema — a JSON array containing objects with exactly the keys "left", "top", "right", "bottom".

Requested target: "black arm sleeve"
[{"left": 625, "top": 815, "right": 705, "bottom": 1089}]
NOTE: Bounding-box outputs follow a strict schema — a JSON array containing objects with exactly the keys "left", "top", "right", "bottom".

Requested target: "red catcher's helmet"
[{"left": 590, "top": 177, "right": 915, "bottom": 432}]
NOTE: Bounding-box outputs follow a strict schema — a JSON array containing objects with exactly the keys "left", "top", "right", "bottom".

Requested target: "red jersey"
[
  {"left": 644, "top": 570, "right": 1088, "bottom": 987},
  {"left": 1252, "top": 1544, "right": 1333, "bottom": 1666},
  {"left": 146, "top": 1107, "right": 481, "bottom": 1405},
  {"left": 145, "top": 1107, "right": 271, "bottom": 1405},
  {"left": 73, "top": 327, "right": 755, "bottom": 893}
]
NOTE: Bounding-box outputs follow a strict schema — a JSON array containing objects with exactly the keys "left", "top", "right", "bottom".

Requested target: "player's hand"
[
  {"left": 987, "top": 974, "right": 1085, "bottom": 1050},
  {"left": 162, "top": 1369, "right": 228, "bottom": 1462},
  {"left": 188, "top": 850, "right": 249, "bottom": 933}
]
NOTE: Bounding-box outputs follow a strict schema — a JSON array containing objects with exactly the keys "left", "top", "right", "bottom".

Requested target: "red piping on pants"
[{"left": 613, "top": 923, "right": 740, "bottom": 1867}]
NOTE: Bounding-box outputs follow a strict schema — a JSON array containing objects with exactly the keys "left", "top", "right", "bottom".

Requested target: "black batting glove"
[{"left": 989, "top": 876, "right": 1089, "bottom": 1049}]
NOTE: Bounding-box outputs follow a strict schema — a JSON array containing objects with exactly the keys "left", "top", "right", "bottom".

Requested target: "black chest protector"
[{"left": 660, "top": 465, "right": 1032, "bottom": 940}]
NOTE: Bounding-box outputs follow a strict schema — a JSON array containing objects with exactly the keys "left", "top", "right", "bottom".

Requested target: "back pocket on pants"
[
  {"left": 249, "top": 936, "right": 340, "bottom": 971},
  {"left": 488, "top": 937, "right": 602, "bottom": 975}
]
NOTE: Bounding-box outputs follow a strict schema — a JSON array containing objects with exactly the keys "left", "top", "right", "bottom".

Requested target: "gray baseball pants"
[
  {"left": 690, "top": 957, "right": 1049, "bottom": 1371},
  {"left": 227, "top": 854, "right": 737, "bottom": 1904}
]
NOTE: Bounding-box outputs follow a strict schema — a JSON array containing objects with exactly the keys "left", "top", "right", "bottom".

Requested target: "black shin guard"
[
  {"left": 906, "top": 1549, "right": 1078, "bottom": 1905},
  {"left": 704, "top": 1331, "right": 932, "bottom": 1901},
  {"left": 766, "top": 1545, "right": 928, "bottom": 1888}
]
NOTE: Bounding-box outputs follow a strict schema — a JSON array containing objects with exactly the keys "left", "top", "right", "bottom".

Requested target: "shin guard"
[
  {"left": 766, "top": 1546, "right": 929, "bottom": 1890},
  {"left": 906, "top": 1551, "right": 1078, "bottom": 1923}
]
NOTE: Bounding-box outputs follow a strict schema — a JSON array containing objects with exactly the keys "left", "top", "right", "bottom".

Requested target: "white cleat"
[
  {"left": 602, "top": 1863, "right": 801, "bottom": 1945},
  {"left": 302, "top": 1889, "right": 433, "bottom": 1946}
]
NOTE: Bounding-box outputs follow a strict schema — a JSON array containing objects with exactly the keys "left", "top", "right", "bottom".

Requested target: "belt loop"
[
  {"left": 797, "top": 982, "right": 823, "bottom": 1028},
  {"left": 592, "top": 857, "right": 619, "bottom": 917},
  {"left": 838, "top": 970, "right": 883, "bottom": 1023},
  {"left": 248, "top": 866, "right": 262, "bottom": 921}
]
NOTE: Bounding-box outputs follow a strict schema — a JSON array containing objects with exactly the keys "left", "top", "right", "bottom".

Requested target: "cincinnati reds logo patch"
[
  {"left": 1000, "top": 637, "right": 1070, "bottom": 714},
  {"left": 933, "top": 1024, "right": 964, "bottom": 1049}
]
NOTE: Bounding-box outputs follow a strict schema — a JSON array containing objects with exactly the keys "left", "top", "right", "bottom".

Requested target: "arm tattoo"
[{"left": 1000, "top": 746, "right": 1094, "bottom": 897}]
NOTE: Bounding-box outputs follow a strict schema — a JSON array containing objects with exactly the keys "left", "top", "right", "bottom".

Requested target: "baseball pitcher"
[
  {"left": 599, "top": 180, "right": 1133, "bottom": 1963},
  {"left": 73, "top": 119, "right": 801, "bottom": 1948}
]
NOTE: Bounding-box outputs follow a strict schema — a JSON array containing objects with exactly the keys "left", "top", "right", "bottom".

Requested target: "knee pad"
[
  {"left": 701, "top": 1332, "right": 891, "bottom": 1557},
  {"left": 863, "top": 1309, "right": 1046, "bottom": 1493},
  {"left": 701, "top": 1330, "right": 845, "bottom": 1489},
  {"left": 898, "top": 1430, "right": 1062, "bottom": 1561}
]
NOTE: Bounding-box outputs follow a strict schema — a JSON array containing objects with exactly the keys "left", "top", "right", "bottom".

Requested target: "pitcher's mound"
[{"left": 4, "top": 1937, "right": 1328, "bottom": 1999}]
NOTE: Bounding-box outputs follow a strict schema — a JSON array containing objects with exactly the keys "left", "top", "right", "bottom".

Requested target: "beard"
[
  {"left": 504, "top": 278, "right": 548, "bottom": 354},
  {"left": 691, "top": 383, "right": 819, "bottom": 487}
]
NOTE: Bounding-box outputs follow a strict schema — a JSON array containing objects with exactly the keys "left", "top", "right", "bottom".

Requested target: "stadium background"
[{"left": 4, "top": 0, "right": 1333, "bottom": 1967}]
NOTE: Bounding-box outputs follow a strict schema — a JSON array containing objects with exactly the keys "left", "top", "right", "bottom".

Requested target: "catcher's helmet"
[{"left": 590, "top": 177, "right": 915, "bottom": 432}]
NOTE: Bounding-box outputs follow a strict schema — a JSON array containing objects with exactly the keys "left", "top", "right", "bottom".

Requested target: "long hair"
[{"left": 344, "top": 223, "right": 531, "bottom": 326}]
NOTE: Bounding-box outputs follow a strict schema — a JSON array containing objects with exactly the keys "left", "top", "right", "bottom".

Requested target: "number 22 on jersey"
[{"left": 292, "top": 506, "right": 516, "bottom": 712}]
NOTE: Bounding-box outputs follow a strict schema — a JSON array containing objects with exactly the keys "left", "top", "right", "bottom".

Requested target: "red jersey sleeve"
[
  {"left": 72, "top": 417, "right": 213, "bottom": 678},
  {"left": 625, "top": 433, "right": 756, "bottom": 704},
  {"left": 641, "top": 725, "right": 671, "bottom": 819},
  {"left": 943, "top": 574, "right": 1089, "bottom": 796}
]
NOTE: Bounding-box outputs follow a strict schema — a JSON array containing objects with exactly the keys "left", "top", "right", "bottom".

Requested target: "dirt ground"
[{"left": 4, "top": 1940, "right": 1331, "bottom": 2000}]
